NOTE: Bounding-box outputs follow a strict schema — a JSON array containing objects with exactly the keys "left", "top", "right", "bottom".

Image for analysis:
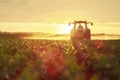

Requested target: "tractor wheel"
[
  {"left": 70, "top": 29, "right": 76, "bottom": 40},
  {"left": 84, "top": 29, "right": 91, "bottom": 40}
]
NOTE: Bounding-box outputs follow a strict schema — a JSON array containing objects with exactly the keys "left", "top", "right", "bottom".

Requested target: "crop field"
[{"left": 0, "top": 39, "right": 120, "bottom": 80}]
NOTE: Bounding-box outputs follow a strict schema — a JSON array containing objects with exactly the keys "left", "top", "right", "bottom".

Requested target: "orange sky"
[{"left": 0, "top": 0, "right": 120, "bottom": 34}]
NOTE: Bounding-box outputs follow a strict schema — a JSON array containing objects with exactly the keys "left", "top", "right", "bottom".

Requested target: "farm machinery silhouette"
[{"left": 69, "top": 20, "right": 93, "bottom": 41}]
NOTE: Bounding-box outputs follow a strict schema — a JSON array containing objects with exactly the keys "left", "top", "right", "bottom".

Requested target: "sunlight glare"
[{"left": 56, "top": 24, "right": 73, "bottom": 34}]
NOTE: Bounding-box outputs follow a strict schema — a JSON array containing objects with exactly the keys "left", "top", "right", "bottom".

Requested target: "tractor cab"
[{"left": 69, "top": 20, "right": 93, "bottom": 40}]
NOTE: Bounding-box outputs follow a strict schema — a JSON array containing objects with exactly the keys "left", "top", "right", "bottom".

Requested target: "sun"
[{"left": 56, "top": 24, "right": 73, "bottom": 34}]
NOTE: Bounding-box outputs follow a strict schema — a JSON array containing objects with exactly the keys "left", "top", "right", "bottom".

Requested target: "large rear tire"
[
  {"left": 84, "top": 29, "right": 91, "bottom": 40},
  {"left": 70, "top": 29, "right": 84, "bottom": 41}
]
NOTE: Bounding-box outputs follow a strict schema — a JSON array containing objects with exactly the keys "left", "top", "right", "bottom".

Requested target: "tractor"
[{"left": 69, "top": 20, "right": 93, "bottom": 41}]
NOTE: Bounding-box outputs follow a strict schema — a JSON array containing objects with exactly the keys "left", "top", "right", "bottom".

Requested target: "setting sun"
[{"left": 55, "top": 24, "right": 73, "bottom": 34}]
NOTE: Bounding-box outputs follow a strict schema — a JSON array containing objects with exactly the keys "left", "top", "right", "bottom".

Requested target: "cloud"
[
  {"left": 0, "top": 0, "right": 120, "bottom": 22},
  {"left": 0, "top": 0, "right": 10, "bottom": 4},
  {"left": 0, "top": 0, "right": 29, "bottom": 5}
]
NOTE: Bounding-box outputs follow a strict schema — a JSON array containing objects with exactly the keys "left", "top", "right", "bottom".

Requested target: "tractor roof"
[
  {"left": 74, "top": 20, "right": 87, "bottom": 24},
  {"left": 69, "top": 20, "right": 93, "bottom": 26}
]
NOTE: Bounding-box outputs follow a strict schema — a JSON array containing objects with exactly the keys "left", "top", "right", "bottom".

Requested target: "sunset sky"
[{"left": 0, "top": 0, "right": 120, "bottom": 34}]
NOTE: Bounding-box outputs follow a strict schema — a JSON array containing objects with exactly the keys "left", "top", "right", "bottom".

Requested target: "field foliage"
[{"left": 0, "top": 39, "right": 120, "bottom": 80}]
